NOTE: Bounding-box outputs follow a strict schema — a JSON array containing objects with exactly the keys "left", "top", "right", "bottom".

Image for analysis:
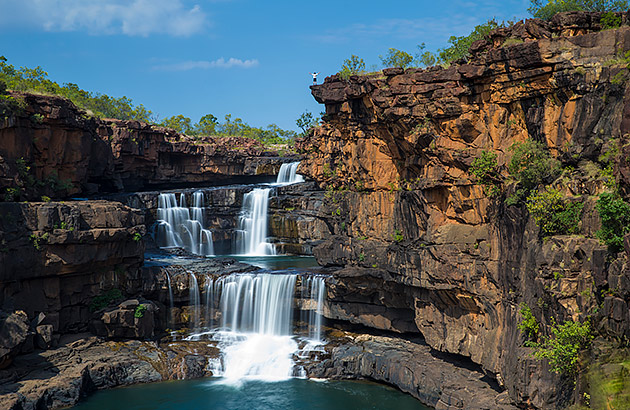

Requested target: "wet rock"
[{"left": 308, "top": 333, "right": 518, "bottom": 410}]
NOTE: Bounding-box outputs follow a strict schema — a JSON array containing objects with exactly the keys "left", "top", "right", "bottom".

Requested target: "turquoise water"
[
  {"left": 72, "top": 378, "right": 429, "bottom": 410},
  {"left": 230, "top": 255, "right": 319, "bottom": 270}
]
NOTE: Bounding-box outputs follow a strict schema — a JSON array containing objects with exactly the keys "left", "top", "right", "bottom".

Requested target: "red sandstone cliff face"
[
  {"left": 299, "top": 14, "right": 630, "bottom": 408},
  {"left": 0, "top": 94, "right": 290, "bottom": 200}
]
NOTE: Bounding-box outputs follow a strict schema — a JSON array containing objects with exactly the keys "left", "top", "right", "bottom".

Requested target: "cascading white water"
[
  {"left": 156, "top": 192, "right": 215, "bottom": 256},
  {"left": 219, "top": 274, "right": 296, "bottom": 335},
  {"left": 235, "top": 188, "right": 276, "bottom": 256},
  {"left": 276, "top": 162, "right": 304, "bottom": 184},
  {"left": 304, "top": 276, "right": 325, "bottom": 342},
  {"left": 184, "top": 272, "right": 327, "bottom": 385},
  {"left": 189, "top": 273, "right": 201, "bottom": 329},
  {"left": 204, "top": 277, "right": 214, "bottom": 328}
]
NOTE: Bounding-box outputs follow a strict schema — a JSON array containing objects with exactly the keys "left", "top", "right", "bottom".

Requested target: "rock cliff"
[
  {"left": 0, "top": 93, "right": 291, "bottom": 200},
  {"left": 299, "top": 12, "right": 630, "bottom": 408}
]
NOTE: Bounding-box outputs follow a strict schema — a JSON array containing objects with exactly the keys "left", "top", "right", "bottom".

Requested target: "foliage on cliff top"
[
  {"left": 339, "top": 55, "right": 366, "bottom": 79},
  {"left": 0, "top": 56, "right": 298, "bottom": 147},
  {"left": 161, "top": 113, "right": 297, "bottom": 146},
  {"left": 0, "top": 79, "right": 25, "bottom": 120},
  {"left": 0, "top": 56, "right": 154, "bottom": 122},
  {"left": 528, "top": 0, "right": 629, "bottom": 20}
]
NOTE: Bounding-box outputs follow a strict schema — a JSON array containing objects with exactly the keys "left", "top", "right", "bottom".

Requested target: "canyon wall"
[
  {"left": 0, "top": 92, "right": 290, "bottom": 200},
  {"left": 299, "top": 13, "right": 630, "bottom": 408}
]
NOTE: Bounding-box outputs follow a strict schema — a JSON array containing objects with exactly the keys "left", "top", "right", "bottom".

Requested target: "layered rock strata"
[
  {"left": 299, "top": 13, "right": 630, "bottom": 408},
  {"left": 0, "top": 93, "right": 291, "bottom": 200}
]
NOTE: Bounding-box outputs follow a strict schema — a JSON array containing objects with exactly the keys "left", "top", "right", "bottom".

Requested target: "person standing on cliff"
[{"left": 310, "top": 72, "right": 319, "bottom": 85}]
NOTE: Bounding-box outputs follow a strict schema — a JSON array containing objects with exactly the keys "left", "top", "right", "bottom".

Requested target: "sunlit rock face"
[{"left": 298, "top": 12, "right": 630, "bottom": 408}]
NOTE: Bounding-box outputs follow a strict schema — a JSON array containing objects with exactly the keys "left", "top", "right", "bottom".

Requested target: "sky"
[{"left": 0, "top": 0, "right": 531, "bottom": 131}]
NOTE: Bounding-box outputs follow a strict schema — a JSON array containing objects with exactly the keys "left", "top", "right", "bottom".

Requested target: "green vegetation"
[
  {"left": 526, "top": 188, "right": 583, "bottom": 236},
  {"left": 159, "top": 113, "right": 297, "bottom": 146},
  {"left": 134, "top": 304, "right": 147, "bottom": 318},
  {"left": 0, "top": 79, "right": 24, "bottom": 120},
  {"left": 0, "top": 56, "right": 153, "bottom": 122},
  {"left": 588, "top": 350, "right": 630, "bottom": 410},
  {"left": 596, "top": 191, "right": 630, "bottom": 253},
  {"left": 601, "top": 11, "right": 623, "bottom": 29},
  {"left": 89, "top": 289, "right": 123, "bottom": 312},
  {"left": 393, "top": 229, "right": 404, "bottom": 243},
  {"left": 379, "top": 48, "right": 415, "bottom": 69},
  {"left": 470, "top": 150, "right": 502, "bottom": 197},
  {"left": 295, "top": 110, "right": 320, "bottom": 137},
  {"left": 358, "top": 252, "right": 366, "bottom": 262},
  {"left": 528, "top": 0, "right": 629, "bottom": 20},
  {"left": 339, "top": 55, "right": 366, "bottom": 79},
  {"left": 437, "top": 19, "right": 500, "bottom": 64},
  {"left": 132, "top": 233, "right": 142, "bottom": 242},
  {"left": 528, "top": 318, "right": 593, "bottom": 376},
  {"left": 29, "top": 232, "right": 49, "bottom": 250},
  {"left": 0, "top": 56, "right": 297, "bottom": 147},
  {"left": 518, "top": 303, "right": 540, "bottom": 342},
  {"left": 507, "top": 140, "right": 561, "bottom": 204}
]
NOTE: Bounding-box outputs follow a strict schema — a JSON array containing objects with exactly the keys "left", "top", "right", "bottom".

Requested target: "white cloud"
[
  {"left": 0, "top": 0, "right": 208, "bottom": 37},
  {"left": 153, "top": 58, "right": 260, "bottom": 71}
]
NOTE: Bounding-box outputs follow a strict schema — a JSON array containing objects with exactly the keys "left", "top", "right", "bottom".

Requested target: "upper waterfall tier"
[
  {"left": 235, "top": 188, "right": 276, "bottom": 256},
  {"left": 276, "top": 162, "right": 304, "bottom": 185},
  {"left": 155, "top": 192, "right": 215, "bottom": 256}
]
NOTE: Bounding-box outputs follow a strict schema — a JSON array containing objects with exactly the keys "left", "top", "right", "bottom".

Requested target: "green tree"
[
  {"left": 195, "top": 114, "right": 218, "bottom": 136},
  {"left": 296, "top": 110, "right": 319, "bottom": 135},
  {"left": 507, "top": 140, "right": 561, "bottom": 204},
  {"left": 528, "top": 318, "right": 592, "bottom": 376},
  {"left": 596, "top": 191, "right": 630, "bottom": 253},
  {"left": 528, "top": 0, "right": 629, "bottom": 20},
  {"left": 416, "top": 43, "right": 437, "bottom": 67},
  {"left": 437, "top": 19, "right": 499, "bottom": 64},
  {"left": 470, "top": 150, "right": 502, "bottom": 196},
  {"left": 339, "top": 55, "right": 366, "bottom": 79},
  {"left": 161, "top": 114, "right": 193, "bottom": 134},
  {"left": 379, "top": 48, "right": 415, "bottom": 69},
  {"left": 526, "top": 188, "right": 583, "bottom": 236}
]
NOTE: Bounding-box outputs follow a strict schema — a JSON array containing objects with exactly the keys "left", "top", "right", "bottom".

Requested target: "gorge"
[{"left": 2, "top": 10, "right": 630, "bottom": 410}]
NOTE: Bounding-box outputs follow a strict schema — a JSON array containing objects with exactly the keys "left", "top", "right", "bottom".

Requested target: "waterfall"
[
  {"left": 204, "top": 276, "right": 214, "bottom": 329},
  {"left": 166, "top": 271, "right": 174, "bottom": 329},
  {"left": 189, "top": 273, "right": 201, "bottom": 329},
  {"left": 276, "top": 162, "right": 304, "bottom": 184},
  {"left": 304, "top": 276, "right": 325, "bottom": 342},
  {"left": 235, "top": 188, "right": 276, "bottom": 256},
  {"left": 219, "top": 273, "right": 296, "bottom": 335},
  {"left": 156, "top": 192, "right": 214, "bottom": 256}
]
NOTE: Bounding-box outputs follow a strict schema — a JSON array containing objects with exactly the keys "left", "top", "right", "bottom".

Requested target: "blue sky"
[{"left": 0, "top": 0, "right": 530, "bottom": 131}]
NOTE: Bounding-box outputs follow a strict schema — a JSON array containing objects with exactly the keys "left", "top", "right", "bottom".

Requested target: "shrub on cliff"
[
  {"left": 470, "top": 150, "right": 502, "bottom": 197},
  {"left": 518, "top": 304, "right": 540, "bottom": 342},
  {"left": 437, "top": 19, "right": 500, "bottom": 64},
  {"left": 596, "top": 191, "right": 630, "bottom": 253},
  {"left": 528, "top": 0, "right": 629, "bottom": 20},
  {"left": 339, "top": 55, "right": 366, "bottom": 79},
  {"left": 507, "top": 140, "right": 561, "bottom": 204},
  {"left": 379, "top": 48, "right": 415, "bottom": 69},
  {"left": 526, "top": 188, "right": 583, "bottom": 236},
  {"left": 528, "top": 318, "right": 593, "bottom": 376}
]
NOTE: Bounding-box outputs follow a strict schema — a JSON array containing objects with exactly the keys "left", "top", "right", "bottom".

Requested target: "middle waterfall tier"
[
  {"left": 235, "top": 188, "right": 276, "bottom": 256},
  {"left": 156, "top": 192, "right": 215, "bottom": 256}
]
